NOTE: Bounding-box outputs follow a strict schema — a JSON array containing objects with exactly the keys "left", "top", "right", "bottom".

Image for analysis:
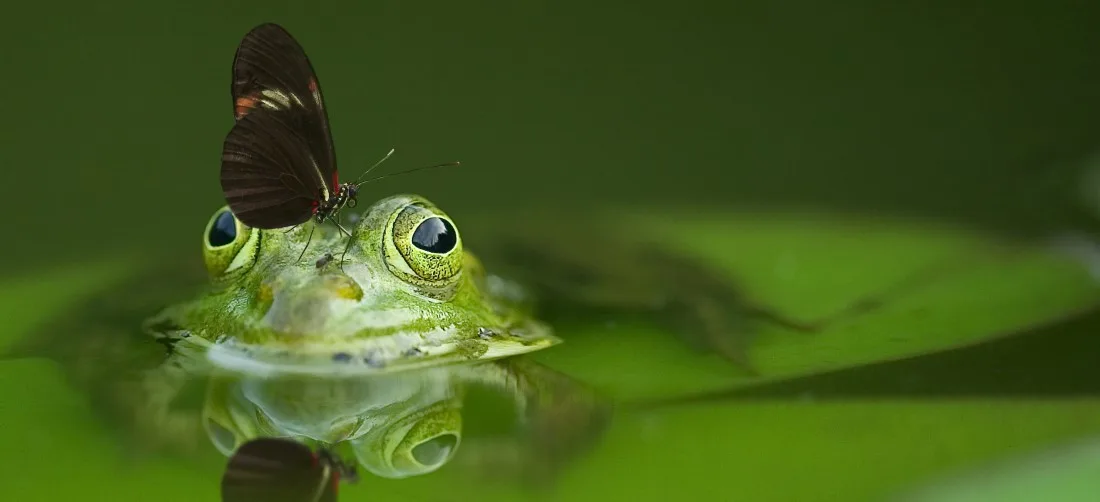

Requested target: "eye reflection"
[{"left": 411, "top": 433, "right": 459, "bottom": 466}]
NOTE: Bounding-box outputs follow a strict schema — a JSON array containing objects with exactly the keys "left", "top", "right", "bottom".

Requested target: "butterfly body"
[{"left": 313, "top": 182, "right": 359, "bottom": 225}]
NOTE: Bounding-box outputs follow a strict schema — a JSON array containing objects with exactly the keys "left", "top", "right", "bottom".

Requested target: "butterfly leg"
[
  {"left": 334, "top": 218, "right": 357, "bottom": 270},
  {"left": 333, "top": 217, "right": 353, "bottom": 238},
  {"left": 295, "top": 224, "right": 316, "bottom": 263}
]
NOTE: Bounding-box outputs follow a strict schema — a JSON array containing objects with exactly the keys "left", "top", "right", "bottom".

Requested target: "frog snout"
[{"left": 263, "top": 274, "right": 364, "bottom": 334}]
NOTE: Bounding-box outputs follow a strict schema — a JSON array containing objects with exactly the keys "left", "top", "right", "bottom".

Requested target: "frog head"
[{"left": 180, "top": 194, "right": 557, "bottom": 376}]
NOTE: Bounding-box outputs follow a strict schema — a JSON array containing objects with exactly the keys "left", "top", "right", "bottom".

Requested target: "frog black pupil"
[
  {"left": 209, "top": 211, "right": 237, "bottom": 247},
  {"left": 411, "top": 217, "right": 456, "bottom": 253}
]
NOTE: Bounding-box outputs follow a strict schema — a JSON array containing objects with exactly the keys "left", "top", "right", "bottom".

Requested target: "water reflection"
[
  {"left": 207, "top": 366, "right": 463, "bottom": 478},
  {"left": 205, "top": 355, "right": 608, "bottom": 481}
]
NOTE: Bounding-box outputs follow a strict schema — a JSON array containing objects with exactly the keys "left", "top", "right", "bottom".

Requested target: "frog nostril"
[{"left": 323, "top": 274, "right": 363, "bottom": 301}]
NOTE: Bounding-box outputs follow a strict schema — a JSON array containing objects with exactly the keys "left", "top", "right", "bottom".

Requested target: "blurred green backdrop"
[
  {"left": 2, "top": 0, "right": 1099, "bottom": 268},
  {"left": 4, "top": 1, "right": 1100, "bottom": 500}
]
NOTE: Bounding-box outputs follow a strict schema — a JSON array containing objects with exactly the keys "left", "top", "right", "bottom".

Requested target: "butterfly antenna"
[
  {"left": 350, "top": 148, "right": 396, "bottom": 185},
  {"left": 354, "top": 160, "right": 462, "bottom": 187}
]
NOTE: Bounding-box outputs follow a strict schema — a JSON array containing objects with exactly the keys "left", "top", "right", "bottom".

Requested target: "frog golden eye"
[
  {"left": 384, "top": 203, "right": 463, "bottom": 292},
  {"left": 202, "top": 207, "right": 259, "bottom": 277}
]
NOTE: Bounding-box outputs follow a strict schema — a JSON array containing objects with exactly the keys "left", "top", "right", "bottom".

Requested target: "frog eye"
[
  {"left": 203, "top": 207, "right": 259, "bottom": 277},
  {"left": 383, "top": 203, "right": 463, "bottom": 291}
]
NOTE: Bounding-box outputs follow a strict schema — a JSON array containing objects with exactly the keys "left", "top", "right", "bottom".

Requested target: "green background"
[{"left": 5, "top": 1, "right": 1100, "bottom": 501}]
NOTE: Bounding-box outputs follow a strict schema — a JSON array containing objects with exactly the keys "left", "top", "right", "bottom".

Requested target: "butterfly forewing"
[
  {"left": 232, "top": 23, "right": 335, "bottom": 169},
  {"left": 221, "top": 438, "right": 334, "bottom": 502},
  {"left": 221, "top": 23, "right": 338, "bottom": 229}
]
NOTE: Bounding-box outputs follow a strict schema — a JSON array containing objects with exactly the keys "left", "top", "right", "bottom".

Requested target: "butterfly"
[{"left": 220, "top": 22, "right": 361, "bottom": 234}]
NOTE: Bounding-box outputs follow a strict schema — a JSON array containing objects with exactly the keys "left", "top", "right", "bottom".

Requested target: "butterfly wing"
[
  {"left": 221, "top": 438, "right": 330, "bottom": 502},
  {"left": 221, "top": 23, "right": 337, "bottom": 229}
]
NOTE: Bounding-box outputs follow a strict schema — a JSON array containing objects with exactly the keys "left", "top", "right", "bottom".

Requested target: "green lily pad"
[
  {"left": 555, "top": 400, "right": 1100, "bottom": 502},
  {"left": 533, "top": 211, "right": 1100, "bottom": 401}
]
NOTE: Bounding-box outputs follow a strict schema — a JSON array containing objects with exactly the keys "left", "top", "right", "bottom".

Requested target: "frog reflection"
[
  {"left": 205, "top": 367, "right": 464, "bottom": 478},
  {"left": 202, "top": 358, "right": 603, "bottom": 479}
]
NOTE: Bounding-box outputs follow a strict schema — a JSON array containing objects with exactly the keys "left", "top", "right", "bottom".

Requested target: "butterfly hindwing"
[{"left": 221, "top": 109, "right": 322, "bottom": 228}]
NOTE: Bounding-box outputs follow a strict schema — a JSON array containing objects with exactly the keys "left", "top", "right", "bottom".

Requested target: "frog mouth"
[{"left": 205, "top": 320, "right": 560, "bottom": 377}]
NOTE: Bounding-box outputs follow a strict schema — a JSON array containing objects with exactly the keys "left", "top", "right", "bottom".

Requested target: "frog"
[{"left": 17, "top": 193, "right": 824, "bottom": 482}]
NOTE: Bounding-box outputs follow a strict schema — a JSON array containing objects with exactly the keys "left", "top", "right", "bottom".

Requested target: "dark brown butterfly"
[
  {"left": 220, "top": 23, "right": 360, "bottom": 233},
  {"left": 221, "top": 438, "right": 358, "bottom": 502}
]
